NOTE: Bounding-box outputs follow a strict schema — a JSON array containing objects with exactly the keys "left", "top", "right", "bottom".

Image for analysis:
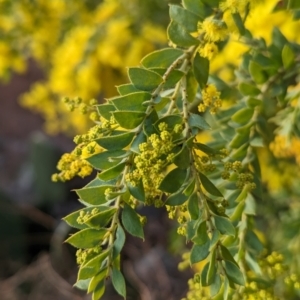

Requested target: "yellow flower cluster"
[
  {"left": 76, "top": 208, "right": 99, "bottom": 224},
  {"left": 270, "top": 135, "right": 300, "bottom": 165},
  {"left": 11, "top": 0, "right": 167, "bottom": 135},
  {"left": 51, "top": 151, "right": 93, "bottom": 182},
  {"left": 285, "top": 273, "right": 300, "bottom": 290},
  {"left": 198, "top": 84, "right": 222, "bottom": 114},
  {"left": 198, "top": 42, "right": 218, "bottom": 60},
  {"left": 76, "top": 245, "right": 102, "bottom": 265},
  {"left": 125, "top": 123, "right": 175, "bottom": 205},
  {"left": 198, "top": 18, "right": 228, "bottom": 42},
  {"left": 181, "top": 278, "right": 208, "bottom": 300}
]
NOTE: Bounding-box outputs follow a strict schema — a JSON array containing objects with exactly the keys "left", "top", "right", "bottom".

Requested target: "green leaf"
[
  {"left": 141, "top": 48, "right": 184, "bottom": 68},
  {"left": 188, "top": 113, "right": 210, "bottom": 130},
  {"left": 92, "top": 280, "right": 105, "bottom": 300},
  {"left": 88, "top": 268, "right": 107, "bottom": 293},
  {"left": 190, "top": 240, "right": 210, "bottom": 264},
  {"left": 96, "top": 132, "right": 135, "bottom": 151},
  {"left": 122, "top": 204, "right": 144, "bottom": 239},
  {"left": 150, "top": 68, "right": 184, "bottom": 89},
  {"left": 249, "top": 61, "right": 267, "bottom": 84},
  {"left": 230, "top": 201, "right": 246, "bottom": 221},
  {"left": 231, "top": 12, "right": 245, "bottom": 35},
  {"left": 65, "top": 228, "right": 107, "bottom": 249},
  {"left": 113, "top": 111, "right": 146, "bottom": 129},
  {"left": 86, "top": 150, "right": 126, "bottom": 171},
  {"left": 166, "top": 190, "right": 189, "bottom": 206},
  {"left": 128, "top": 67, "right": 163, "bottom": 91},
  {"left": 245, "top": 230, "right": 263, "bottom": 253},
  {"left": 224, "top": 260, "right": 245, "bottom": 286},
  {"left": 214, "top": 216, "right": 236, "bottom": 237},
  {"left": 117, "top": 84, "right": 140, "bottom": 95},
  {"left": 169, "top": 5, "right": 200, "bottom": 32},
  {"left": 186, "top": 69, "right": 198, "bottom": 102},
  {"left": 183, "top": 178, "right": 196, "bottom": 196},
  {"left": 199, "top": 173, "right": 223, "bottom": 197},
  {"left": 207, "top": 248, "right": 217, "bottom": 285},
  {"left": 239, "top": 82, "right": 260, "bottom": 96},
  {"left": 288, "top": 0, "right": 300, "bottom": 9},
  {"left": 96, "top": 104, "right": 115, "bottom": 120},
  {"left": 113, "top": 225, "right": 126, "bottom": 260},
  {"left": 111, "top": 91, "right": 151, "bottom": 111},
  {"left": 210, "top": 230, "right": 220, "bottom": 250},
  {"left": 245, "top": 251, "right": 263, "bottom": 275},
  {"left": 188, "top": 192, "right": 199, "bottom": 220},
  {"left": 231, "top": 108, "right": 254, "bottom": 124},
  {"left": 173, "top": 145, "right": 191, "bottom": 169},
  {"left": 167, "top": 20, "right": 199, "bottom": 47},
  {"left": 282, "top": 44, "right": 295, "bottom": 68},
  {"left": 210, "top": 273, "right": 222, "bottom": 297},
  {"left": 74, "top": 279, "right": 90, "bottom": 291},
  {"left": 229, "top": 133, "right": 249, "bottom": 149},
  {"left": 84, "top": 208, "right": 117, "bottom": 229},
  {"left": 76, "top": 186, "right": 113, "bottom": 206},
  {"left": 193, "top": 143, "right": 217, "bottom": 155},
  {"left": 127, "top": 180, "right": 145, "bottom": 202},
  {"left": 183, "top": 0, "right": 210, "bottom": 19},
  {"left": 200, "top": 262, "right": 210, "bottom": 286},
  {"left": 220, "top": 245, "right": 239, "bottom": 267},
  {"left": 272, "top": 27, "right": 288, "bottom": 50},
  {"left": 98, "top": 162, "right": 126, "bottom": 181},
  {"left": 143, "top": 109, "right": 159, "bottom": 136},
  {"left": 111, "top": 268, "right": 126, "bottom": 298},
  {"left": 78, "top": 250, "right": 109, "bottom": 280},
  {"left": 192, "top": 220, "right": 209, "bottom": 245},
  {"left": 159, "top": 168, "right": 187, "bottom": 193},
  {"left": 63, "top": 206, "right": 111, "bottom": 229},
  {"left": 193, "top": 52, "right": 209, "bottom": 89}
]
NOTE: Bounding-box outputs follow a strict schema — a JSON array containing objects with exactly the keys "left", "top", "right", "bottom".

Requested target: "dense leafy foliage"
[{"left": 51, "top": 0, "right": 300, "bottom": 299}]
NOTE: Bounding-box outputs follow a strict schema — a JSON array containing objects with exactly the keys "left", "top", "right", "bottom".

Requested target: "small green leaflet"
[
  {"left": 113, "top": 111, "right": 146, "bottom": 129},
  {"left": 113, "top": 225, "right": 126, "bottom": 260},
  {"left": 159, "top": 168, "right": 187, "bottom": 193},
  {"left": 188, "top": 113, "right": 210, "bottom": 130},
  {"left": 65, "top": 228, "right": 107, "bottom": 249},
  {"left": 111, "top": 91, "right": 151, "bottom": 111},
  {"left": 88, "top": 268, "right": 107, "bottom": 293},
  {"left": 224, "top": 260, "right": 245, "bottom": 286},
  {"left": 169, "top": 4, "right": 200, "bottom": 32},
  {"left": 199, "top": 172, "right": 223, "bottom": 197},
  {"left": 141, "top": 48, "right": 184, "bottom": 68},
  {"left": 190, "top": 240, "right": 210, "bottom": 264},
  {"left": 128, "top": 67, "right": 163, "bottom": 91},
  {"left": 167, "top": 20, "right": 199, "bottom": 47},
  {"left": 96, "top": 132, "right": 135, "bottom": 151},
  {"left": 122, "top": 204, "right": 144, "bottom": 239},
  {"left": 193, "top": 52, "right": 209, "bottom": 89},
  {"left": 214, "top": 216, "right": 236, "bottom": 237},
  {"left": 111, "top": 268, "right": 126, "bottom": 298}
]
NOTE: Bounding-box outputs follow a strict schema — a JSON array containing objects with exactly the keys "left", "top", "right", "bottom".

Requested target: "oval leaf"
[
  {"left": 224, "top": 260, "right": 245, "bottom": 286},
  {"left": 159, "top": 168, "right": 187, "bottom": 193},
  {"left": 214, "top": 216, "right": 236, "bottom": 237},
  {"left": 111, "top": 268, "right": 126, "bottom": 298},
  {"left": 65, "top": 228, "right": 107, "bottom": 249},
  {"left": 190, "top": 240, "right": 210, "bottom": 264},
  {"left": 193, "top": 52, "right": 209, "bottom": 89},
  {"left": 128, "top": 67, "right": 163, "bottom": 91},
  {"left": 122, "top": 204, "right": 144, "bottom": 239},
  {"left": 199, "top": 173, "right": 223, "bottom": 197}
]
